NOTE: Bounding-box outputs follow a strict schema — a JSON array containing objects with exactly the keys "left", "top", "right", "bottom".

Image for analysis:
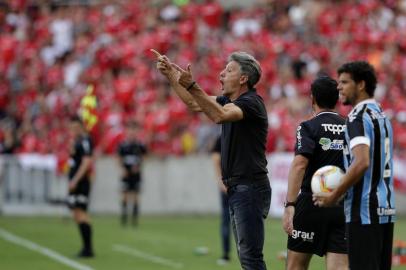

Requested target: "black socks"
[{"left": 78, "top": 222, "right": 93, "bottom": 257}]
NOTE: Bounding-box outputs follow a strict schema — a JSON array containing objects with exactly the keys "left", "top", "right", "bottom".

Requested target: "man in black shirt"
[
  {"left": 67, "top": 116, "right": 94, "bottom": 258},
  {"left": 117, "top": 121, "right": 147, "bottom": 227},
  {"left": 282, "top": 76, "right": 347, "bottom": 269},
  {"left": 153, "top": 50, "right": 271, "bottom": 270}
]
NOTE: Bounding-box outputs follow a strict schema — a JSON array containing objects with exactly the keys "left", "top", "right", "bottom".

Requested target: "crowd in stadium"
[{"left": 1, "top": 0, "right": 406, "bottom": 165}]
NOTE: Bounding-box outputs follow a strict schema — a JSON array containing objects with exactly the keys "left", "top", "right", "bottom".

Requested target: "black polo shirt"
[
  {"left": 295, "top": 111, "right": 346, "bottom": 193},
  {"left": 69, "top": 135, "right": 93, "bottom": 181},
  {"left": 216, "top": 89, "right": 268, "bottom": 182}
]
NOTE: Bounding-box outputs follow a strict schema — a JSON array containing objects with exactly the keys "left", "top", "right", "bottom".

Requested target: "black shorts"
[
  {"left": 347, "top": 222, "right": 394, "bottom": 270},
  {"left": 122, "top": 174, "right": 141, "bottom": 192},
  {"left": 287, "top": 192, "right": 347, "bottom": 256},
  {"left": 67, "top": 179, "right": 90, "bottom": 211}
]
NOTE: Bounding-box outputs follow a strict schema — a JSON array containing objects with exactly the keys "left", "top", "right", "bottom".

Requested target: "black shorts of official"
[
  {"left": 67, "top": 179, "right": 90, "bottom": 211},
  {"left": 287, "top": 192, "right": 347, "bottom": 257},
  {"left": 347, "top": 222, "right": 394, "bottom": 270},
  {"left": 121, "top": 174, "right": 141, "bottom": 192}
]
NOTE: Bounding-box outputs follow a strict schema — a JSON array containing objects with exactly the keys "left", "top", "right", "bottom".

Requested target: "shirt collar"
[
  {"left": 316, "top": 111, "right": 338, "bottom": 117},
  {"left": 350, "top": 98, "right": 378, "bottom": 115}
]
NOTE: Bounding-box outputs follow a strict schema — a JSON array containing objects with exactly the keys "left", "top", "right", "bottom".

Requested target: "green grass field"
[{"left": 0, "top": 215, "right": 406, "bottom": 270}]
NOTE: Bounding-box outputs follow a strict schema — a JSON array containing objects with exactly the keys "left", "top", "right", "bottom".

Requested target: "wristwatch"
[{"left": 284, "top": 201, "right": 296, "bottom": 208}]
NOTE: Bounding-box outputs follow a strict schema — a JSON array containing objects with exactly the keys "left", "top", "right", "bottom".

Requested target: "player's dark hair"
[
  {"left": 311, "top": 76, "right": 339, "bottom": 109},
  {"left": 337, "top": 61, "right": 377, "bottom": 97}
]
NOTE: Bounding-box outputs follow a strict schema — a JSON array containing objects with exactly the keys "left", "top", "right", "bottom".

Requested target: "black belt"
[{"left": 223, "top": 173, "right": 268, "bottom": 188}]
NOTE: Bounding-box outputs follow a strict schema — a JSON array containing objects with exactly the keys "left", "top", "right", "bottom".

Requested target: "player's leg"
[
  {"left": 347, "top": 223, "right": 380, "bottom": 270},
  {"left": 72, "top": 180, "right": 94, "bottom": 257},
  {"left": 218, "top": 192, "right": 231, "bottom": 265},
  {"left": 287, "top": 193, "right": 324, "bottom": 270},
  {"left": 325, "top": 252, "right": 348, "bottom": 270},
  {"left": 379, "top": 222, "right": 394, "bottom": 270},
  {"left": 286, "top": 250, "right": 312, "bottom": 270},
  {"left": 121, "top": 178, "right": 129, "bottom": 226},
  {"left": 130, "top": 191, "right": 139, "bottom": 226},
  {"left": 73, "top": 208, "right": 94, "bottom": 257},
  {"left": 325, "top": 206, "right": 348, "bottom": 270},
  {"left": 131, "top": 178, "right": 141, "bottom": 227}
]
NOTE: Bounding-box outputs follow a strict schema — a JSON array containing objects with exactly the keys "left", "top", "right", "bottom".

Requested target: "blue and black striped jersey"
[{"left": 343, "top": 99, "right": 395, "bottom": 224}]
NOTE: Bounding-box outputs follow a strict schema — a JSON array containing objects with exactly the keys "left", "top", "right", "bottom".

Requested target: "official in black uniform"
[
  {"left": 282, "top": 76, "right": 347, "bottom": 269},
  {"left": 117, "top": 121, "right": 147, "bottom": 227},
  {"left": 67, "top": 116, "right": 94, "bottom": 258},
  {"left": 154, "top": 50, "right": 271, "bottom": 270}
]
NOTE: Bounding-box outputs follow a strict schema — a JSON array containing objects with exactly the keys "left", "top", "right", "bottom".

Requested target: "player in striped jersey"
[{"left": 314, "top": 61, "right": 395, "bottom": 270}]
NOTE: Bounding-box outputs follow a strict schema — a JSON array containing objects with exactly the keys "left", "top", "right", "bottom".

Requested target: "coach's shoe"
[{"left": 77, "top": 249, "right": 94, "bottom": 258}]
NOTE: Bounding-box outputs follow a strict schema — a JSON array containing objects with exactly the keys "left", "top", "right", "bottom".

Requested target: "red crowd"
[{"left": 1, "top": 0, "right": 406, "bottom": 169}]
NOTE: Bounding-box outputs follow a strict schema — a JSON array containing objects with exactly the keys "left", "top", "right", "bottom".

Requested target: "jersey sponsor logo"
[
  {"left": 291, "top": 229, "right": 315, "bottom": 242},
  {"left": 348, "top": 113, "right": 356, "bottom": 123},
  {"left": 296, "top": 126, "right": 302, "bottom": 149},
  {"left": 319, "top": 138, "right": 344, "bottom": 151},
  {"left": 370, "top": 110, "right": 386, "bottom": 120},
  {"left": 348, "top": 106, "right": 363, "bottom": 122},
  {"left": 321, "top": 124, "right": 346, "bottom": 134},
  {"left": 343, "top": 145, "right": 349, "bottom": 155},
  {"left": 377, "top": 207, "right": 396, "bottom": 216}
]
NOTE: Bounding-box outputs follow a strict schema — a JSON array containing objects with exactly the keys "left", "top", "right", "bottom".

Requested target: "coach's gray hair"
[{"left": 228, "top": 52, "right": 262, "bottom": 89}]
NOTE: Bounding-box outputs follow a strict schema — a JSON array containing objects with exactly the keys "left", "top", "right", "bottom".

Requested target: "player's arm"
[
  {"left": 314, "top": 115, "right": 370, "bottom": 207},
  {"left": 283, "top": 154, "right": 308, "bottom": 235},
  {"left": 115, "top": 154, "right": 127, "bottom": 177},
  {"left": 70, "top": 156, "right": 92, "bottom": 185},
  {"left": 315, "top": 144, "right": 369, "bottom": 206},
  {"left": 286, "top": 155, "right": 309, "bottom": 203}
]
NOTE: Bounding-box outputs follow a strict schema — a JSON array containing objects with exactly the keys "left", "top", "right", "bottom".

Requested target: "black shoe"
[{"left": 77, "top": 250, "right": 94, "bottom": 258}]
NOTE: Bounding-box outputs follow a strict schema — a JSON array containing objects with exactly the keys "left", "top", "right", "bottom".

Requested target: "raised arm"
[
  {"left": 171, "top": 63, "right": 244, "bottom": 124},
  {"left": 151, "top": 49, "right": 202, "bottom": 112}
]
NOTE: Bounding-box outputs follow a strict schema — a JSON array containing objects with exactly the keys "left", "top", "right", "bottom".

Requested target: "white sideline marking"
[
  {"left": 113, "top": 244, "right": 183, "bottom": 269},
  {"left": 0, "top": 227, "right": 94, "bottom": 270}
]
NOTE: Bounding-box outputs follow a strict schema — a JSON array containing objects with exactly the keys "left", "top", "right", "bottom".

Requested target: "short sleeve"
[
  {"left": 347, "top": 115, "right": 371, "bottom": 149},
  {"left": 216, "top": 96, "right": 229, "bottom": 106},
  {"left": 295, "top": 123, "right": 315, "bottom": 157},
  {"left": 233, "top": 95, "right": 263, "bottom": 120},
  {"left": 80, "top": 138, "right": 93, "bottom": 156}
]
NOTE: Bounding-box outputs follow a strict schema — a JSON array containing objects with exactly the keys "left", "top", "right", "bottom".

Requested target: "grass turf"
[{"left": 0, "top": 215, "right": 406, "bottom": 270}]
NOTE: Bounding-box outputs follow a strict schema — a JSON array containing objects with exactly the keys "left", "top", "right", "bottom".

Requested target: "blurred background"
[{"left": 0, "top": 0, "right": 406, "bottom": 269}]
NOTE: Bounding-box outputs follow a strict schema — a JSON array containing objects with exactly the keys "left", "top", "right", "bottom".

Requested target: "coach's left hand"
[{"left": 171, "top": 63, "right": 195, "bottom": 90}]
